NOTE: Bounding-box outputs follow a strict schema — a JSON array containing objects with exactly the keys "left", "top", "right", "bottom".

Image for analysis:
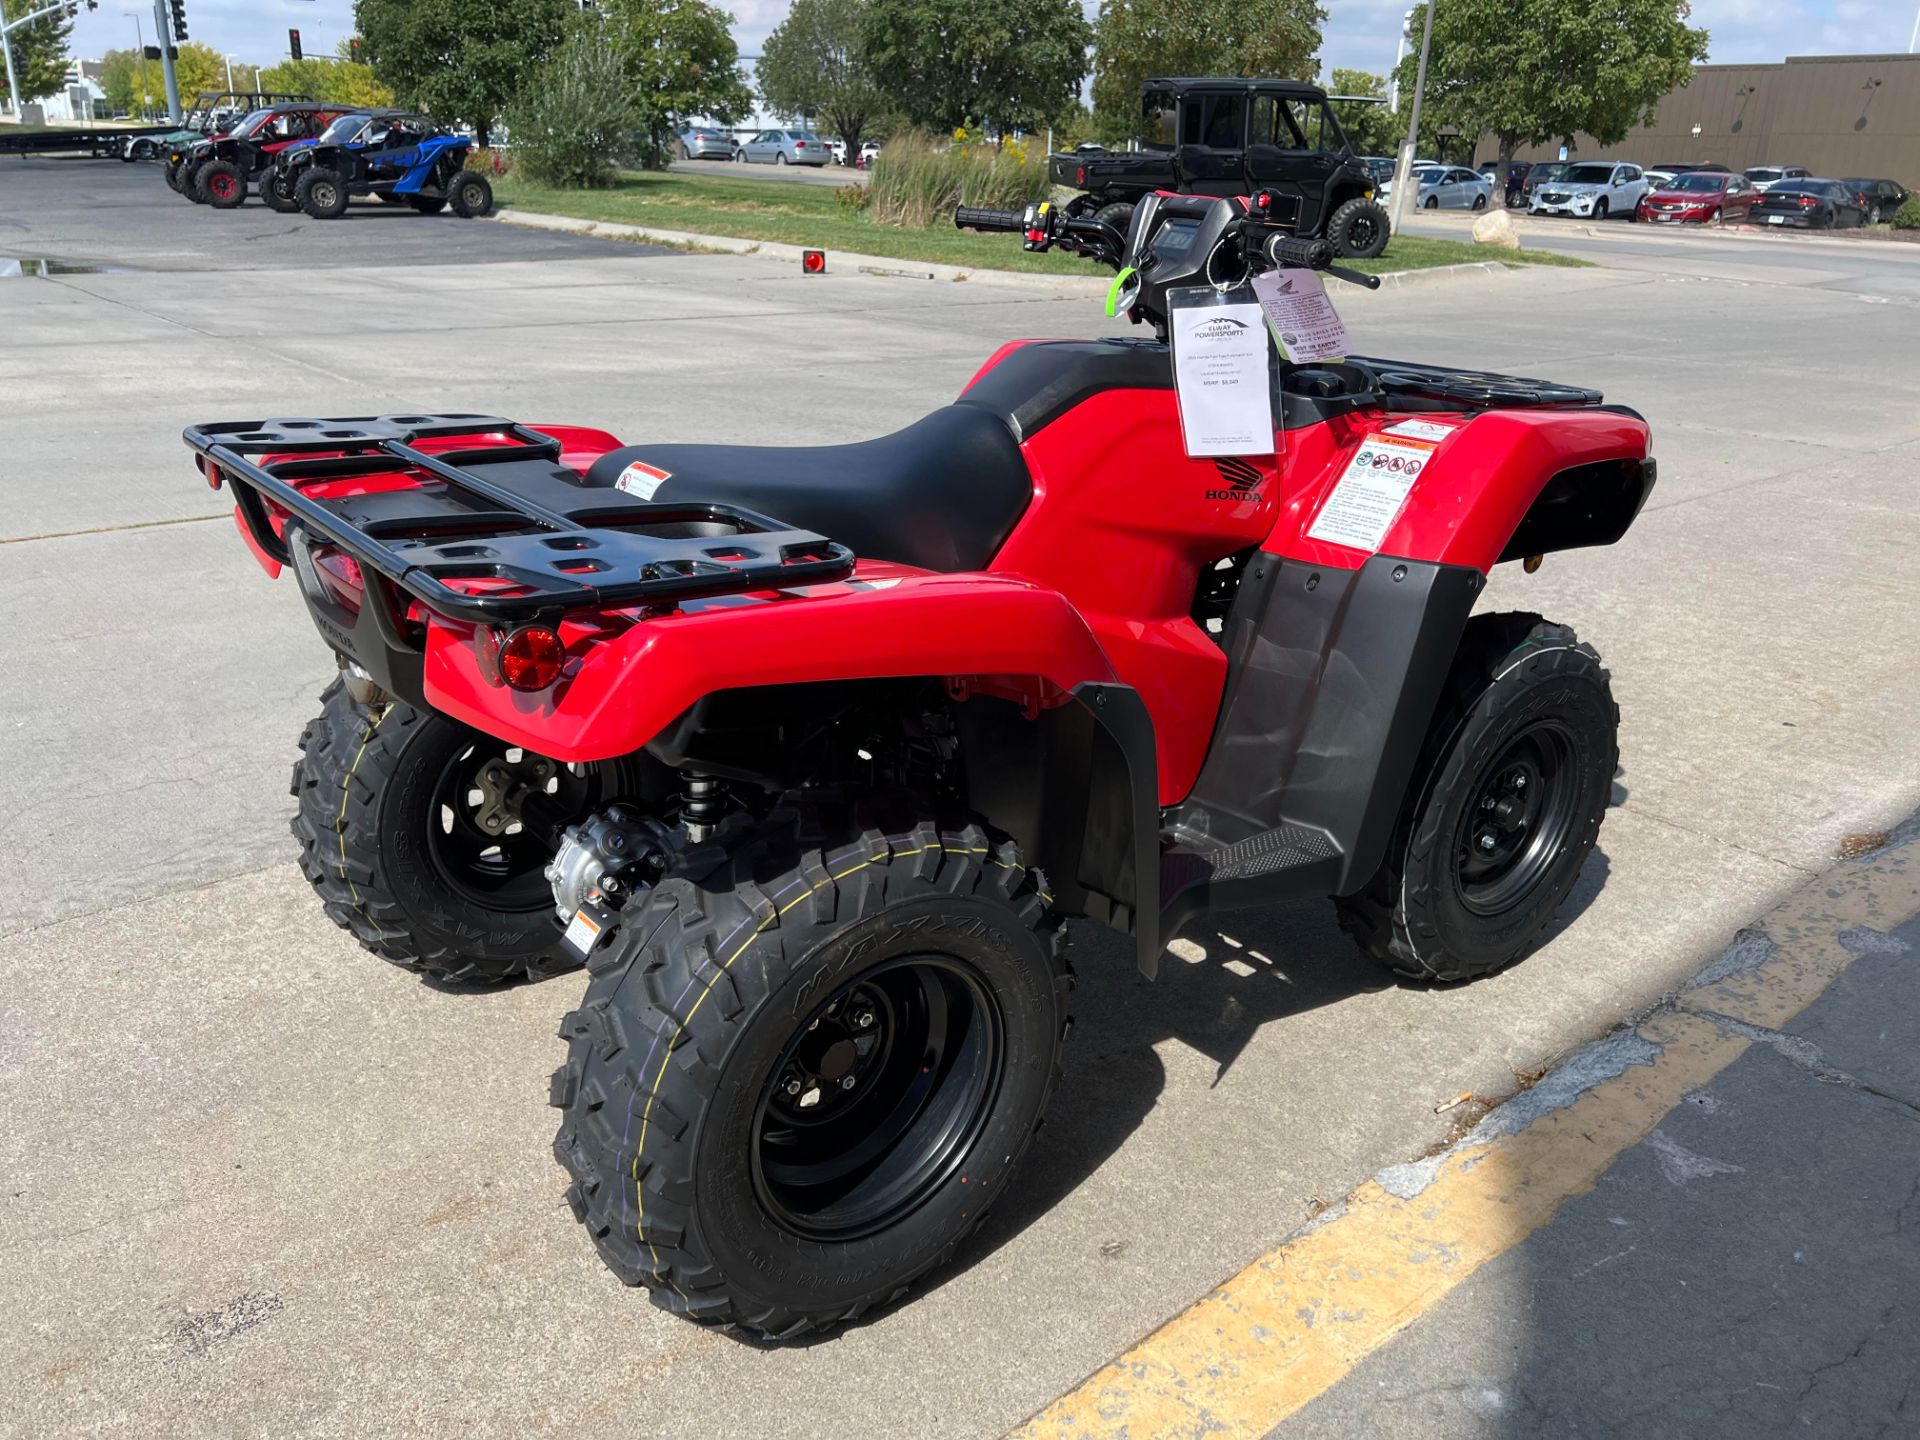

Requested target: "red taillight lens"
[
  {"left": 795, "top": 141, "right": 807, "bottom": 149},
  {"left": 1076, "top": 166, "right": 1086, "bottom": 185},
  {"left": 1799, "top": 195, "right": 1818, "bottom": 208},
  {"left": 802, "top": 248, "right": 826, "bottom": 274},
  {"left": 490, "top": 625, "right": 566, "bottom": 691}
]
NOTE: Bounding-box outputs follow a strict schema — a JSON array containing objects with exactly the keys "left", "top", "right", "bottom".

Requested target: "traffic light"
[
  {"left": 289, "top": 28, "right": 302, "bottom": 61},
  {"left": 349, "top": 37, "right": 365, "bottom": 64},
  {"left": 168, "top": 0, "right": 187, "bottom": 42}
]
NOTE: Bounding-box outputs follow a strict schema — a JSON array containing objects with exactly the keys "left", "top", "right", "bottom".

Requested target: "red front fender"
[{"left": 420, "top": 570, "right": 1119, "bottom": 763}]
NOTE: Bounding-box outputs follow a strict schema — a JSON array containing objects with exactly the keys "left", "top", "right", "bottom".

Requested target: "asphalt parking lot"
[{"left": 4, "top": 156, "right": 1920, "bottom": 1437}]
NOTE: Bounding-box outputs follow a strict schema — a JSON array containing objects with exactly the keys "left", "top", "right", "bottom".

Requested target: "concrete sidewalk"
[{"left": 1020, "top": 819, "right": 1920, "bottom": 1439}]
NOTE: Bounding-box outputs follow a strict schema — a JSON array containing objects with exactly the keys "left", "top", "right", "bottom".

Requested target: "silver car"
[
  {"left": 1382, "top": 165, "right": 1495, "bottom": 210},
  {"left": 736, "top": 128, "right": 829, "bottom": 167},
  {"left": 679, "top": 127, "right": 736, "bottom": 161}
]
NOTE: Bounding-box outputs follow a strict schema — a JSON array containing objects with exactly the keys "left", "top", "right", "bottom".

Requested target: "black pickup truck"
[{"left": 1052, "top": 78, "right": 1390, "bottom": 258}]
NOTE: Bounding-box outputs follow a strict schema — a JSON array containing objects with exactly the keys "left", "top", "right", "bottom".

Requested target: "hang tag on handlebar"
[
  {"left": 1166, "top": 285, "right": 1276, "bottom": 459},
  {"left": 1250, "top": 268, "right": 1353, "bottom": 365}
]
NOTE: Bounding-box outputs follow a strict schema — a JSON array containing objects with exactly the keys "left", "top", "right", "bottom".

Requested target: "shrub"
[
  {"left": 866, "top": 129, "right": 1052, "bottom": 228},
  {"left": 503, "top": 31, "right": 645, "bottom": 188},
  {"left": 834, "top": 182, "right": 873, "bottom": 212},
  {"left": 1893, "top": 196, "right": 1920, "bottom": 230}
]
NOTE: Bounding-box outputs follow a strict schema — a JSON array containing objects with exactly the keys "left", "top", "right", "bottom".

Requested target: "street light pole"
[
  {"left": 1388, "top": 0, "right": 1435, "bottom": 236},
  {"left": 1, "top": 0, "right": 22, "bottom": 125},
  {"left": 1389, "top": 8, "right": 1413, "bottom": 112},
  {"left": 1909, "top": 0, "right": 1918, "bottom": 53}
]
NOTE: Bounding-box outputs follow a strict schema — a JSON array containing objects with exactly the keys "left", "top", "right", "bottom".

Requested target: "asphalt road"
[
  {"left": 1402, "top": 205, "right": 1920, "bottom": 300},
  {"left": 0, "top": 156, "right": 665, "bottom": 271},
  {"left": 3, "top": 161, "right": 1919, "bottom": 1437}
]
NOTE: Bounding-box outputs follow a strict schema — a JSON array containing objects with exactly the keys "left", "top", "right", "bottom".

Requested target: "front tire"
[
  {"left": 1335, "top": 614, "right": 1618, "bottom": 983},
  {"left": 297, "top": 167, "right": 350, "bottom": 219},
  {"left": 1327, "top": 196, "right": 1391, "bottom": 258},
  {"left": 1595, "top": 198, "right": 1610, "bottom": 220},
  {"left": 290, "top": 679, "right": 640, "bottom": 983},
  {"left": 262, "top": 170, "right": 301, "bottom": 213},
  {"left": 448, "top": 170, "right": 493, "bottom": 218},
  {"left": 552, "top": 797, "right": 1070, "bottom": 1336}
]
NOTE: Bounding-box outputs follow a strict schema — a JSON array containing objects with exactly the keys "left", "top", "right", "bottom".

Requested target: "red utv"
[
  {"left": 179, "top": 103, "right": 346, "bottom": 208},
  {"left": 187, "top": 193, "right": 1653, "bottom": 1336}
]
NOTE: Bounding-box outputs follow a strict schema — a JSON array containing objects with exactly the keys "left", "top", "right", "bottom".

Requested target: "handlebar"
[
  {"left": 1259, "top": 230, "right": 1382, "bottom": 290},
  {"left": 954, "top": 206, "right": 1028, "bottom": 234}
]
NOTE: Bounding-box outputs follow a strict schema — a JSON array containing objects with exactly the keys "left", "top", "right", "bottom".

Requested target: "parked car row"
[
  {"left": 677, "top": 127, "right": 881, "bottom": 168},
  {"left": 1494, "top": 157, "right": 1908, "bottom": 229}
]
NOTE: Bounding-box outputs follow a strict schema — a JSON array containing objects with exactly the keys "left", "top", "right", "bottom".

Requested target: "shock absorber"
[{"left": 679, "top": 773, "right": 728, "bottom": 842}]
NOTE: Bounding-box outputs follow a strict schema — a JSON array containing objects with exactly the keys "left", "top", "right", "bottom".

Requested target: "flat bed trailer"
[{"left": 0, "top": 126, "right": 170, "bottom": 158}]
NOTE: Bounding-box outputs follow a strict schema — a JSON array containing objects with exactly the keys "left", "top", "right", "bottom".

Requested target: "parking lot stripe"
[{"left": 1011, "top": 831, "right": 1919, "bottom": 1440}]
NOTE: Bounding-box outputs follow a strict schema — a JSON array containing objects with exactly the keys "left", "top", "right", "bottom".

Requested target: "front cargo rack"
[
  {"left": 1347, "top": 357, "right": 1605, "bottom": 411},
  {"left": 185, "top": 413, "right": 857, "bottom": 625}
]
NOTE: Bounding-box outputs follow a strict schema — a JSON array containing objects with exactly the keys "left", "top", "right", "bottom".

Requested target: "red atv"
[{"left": 186, "top": 193, "right": 1652, "bottom": 1335}]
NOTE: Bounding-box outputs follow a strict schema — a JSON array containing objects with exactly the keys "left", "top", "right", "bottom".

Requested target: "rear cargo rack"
[{"left": 185, "top": 413, "right": 857, "bottom": 625}]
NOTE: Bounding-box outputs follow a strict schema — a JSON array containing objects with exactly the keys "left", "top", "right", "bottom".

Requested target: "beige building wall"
[{"left": 1502, "top": 52, "right": 1920, "bottom": 182}]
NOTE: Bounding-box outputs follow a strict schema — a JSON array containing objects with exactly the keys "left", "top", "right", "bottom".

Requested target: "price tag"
[
  {"left": 1250, "top": 268, "right": 1353, "bottom": 364},
  {"left": 1167, "top": 286, "right": 1275, "bottom": 458}
]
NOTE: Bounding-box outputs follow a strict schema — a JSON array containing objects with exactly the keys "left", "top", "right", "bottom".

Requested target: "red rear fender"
[{"left": 419, "top": 572, "right": 1117, "bottom": 763}]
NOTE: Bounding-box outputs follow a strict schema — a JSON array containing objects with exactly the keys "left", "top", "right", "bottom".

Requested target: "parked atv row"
[{"left": 165, "top": 102, "right": 493, "bottom": 220}]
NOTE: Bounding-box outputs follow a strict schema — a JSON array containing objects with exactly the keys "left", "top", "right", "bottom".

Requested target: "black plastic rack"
[{"left": 184, "top": 413, "right": 857, "bottom": 626}]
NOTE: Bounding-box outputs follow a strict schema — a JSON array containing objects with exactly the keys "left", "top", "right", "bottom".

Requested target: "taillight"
[
  {"left": 1076, "top": 166, "right": 1086, "bottom": 185},
  {"left": 476, "top": 624, "right": 567, "bottom": 690},
  {"left": 1798, "top": 195, "right": 1818, "bottom": 208},
  {"left": 795, "top": 141, "right": 807, "bottom": 149}
]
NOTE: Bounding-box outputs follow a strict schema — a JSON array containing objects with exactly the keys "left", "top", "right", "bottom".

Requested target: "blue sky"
[{"left": 68, "top": 0, "right": 1920, "bottom": 81}]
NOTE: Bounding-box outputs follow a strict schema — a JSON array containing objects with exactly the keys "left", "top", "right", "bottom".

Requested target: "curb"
[
  {"left": 491, "top": 208, "right": 1110, "bottom": 293},
  {"left": 1014, "top": 819, "right": 1920, "bottom": 1439},
  {"left": 492, "top": 208, "right": 1528, "bottom": 294}
]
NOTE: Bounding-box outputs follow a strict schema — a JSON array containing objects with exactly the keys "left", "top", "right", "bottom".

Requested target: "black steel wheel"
[
  {"left": 290, "top": 679, "right": 655, "bottom": 983},
  {"left": 1327, "top": 196, "right": 1391, "bottom": 259},
  {"left": 262, "top": 169, "right": 301, "bottom": 213},
  {"left": 552, "top": 797, "right": 1070, "bottom": 1336},
  {"left": 1336, "top": 614, "right": 1617, "bottom": 983}
]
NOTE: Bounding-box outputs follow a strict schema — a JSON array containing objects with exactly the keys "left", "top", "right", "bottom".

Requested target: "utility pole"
[
  {"left": 1, "top": 0, "right": 21, "bottom": 124},
  {"left": 1909, "top": 0, "right": 1918, "bottom": 53},
  {"left": 1389, "top": 8, "right": 1413, "bottom": 112},
  {"left": 1387, "top": 0, "right": 1435, "bottom": 235},
  {"left": 150, "top": 0, "right": 178, "bottom": 120}
]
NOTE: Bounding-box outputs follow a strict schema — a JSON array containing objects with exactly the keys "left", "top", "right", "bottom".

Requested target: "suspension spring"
[{"left": 679, "top": 773, "right": 729, "bottom": 842}]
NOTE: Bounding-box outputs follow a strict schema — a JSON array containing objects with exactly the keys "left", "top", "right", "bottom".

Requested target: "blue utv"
[{"left": 275, "top": 111, "right": 495, "bottom": 220}]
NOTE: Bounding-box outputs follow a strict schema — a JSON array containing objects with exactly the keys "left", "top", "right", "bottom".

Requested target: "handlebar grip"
[
  {"left": 954, "top": 206, "right": 1028, "bottom": 233},
  {"left": 1263, "top": 234, "right": 1335, "bottom": 270}
]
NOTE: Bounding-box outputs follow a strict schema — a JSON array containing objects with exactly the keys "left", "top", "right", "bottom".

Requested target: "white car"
[
  {"left": 857, "top": 141, "right": 882, "bottom": 168},
  {"left": 1381, "top": 165, "right": 1495, "bottom": 211},
  {"left": 829, "top": 139, "right": 847, "bottom": 165},
  {"left": 1529, "top": 162, "right": 1649, "bottom": 220}
]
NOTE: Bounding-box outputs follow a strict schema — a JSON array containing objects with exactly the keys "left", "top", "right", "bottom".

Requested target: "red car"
[{"left": 1636, "top": 170, "right": 1759, "bottom": 225}]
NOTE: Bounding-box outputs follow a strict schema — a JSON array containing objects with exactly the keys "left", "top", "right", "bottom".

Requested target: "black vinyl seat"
[{"left": 583, "top": 404, "right": 1033, "bottom": 574}]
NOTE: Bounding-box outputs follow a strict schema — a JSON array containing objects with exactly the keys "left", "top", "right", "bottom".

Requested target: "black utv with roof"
[{"left": 1051, "top": 78, "right": 1391, "bottom": 259}]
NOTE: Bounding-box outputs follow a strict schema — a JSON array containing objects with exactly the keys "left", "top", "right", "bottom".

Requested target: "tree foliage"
[
  {"left": 860, "top": 0, "right": 1092, "bottom": 133},
  {"left": 758, "top": 0, "right": 883, "bottom": 159},
  {"left": 1328, "top": 68, "right": 1397, "bottom": 156},
  {"left": 1393, "top": 0, "right": 1708, "bottom": 174},
  {"left": 1091, "top": 0, "right": 1322, "bottom": 138},
  {"left": 259, "top": 43, "right": 395, "bottom": 108},
  {"left": 355, "top": 0, "right": 573, "bottom": 144},
  {"left": 596, "top": 0, "right": 752, "bottom": 160},
  {"left": 503, "top": 27, "right": 645, "bottom": 185},
  {"left": 1, "top": 3, "right": 75, "bottom": 107}
]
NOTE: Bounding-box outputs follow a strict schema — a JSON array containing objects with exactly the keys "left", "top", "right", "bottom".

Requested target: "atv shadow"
[{"left": 752, "top": 843, "right": 1614, "bottom": 1348}]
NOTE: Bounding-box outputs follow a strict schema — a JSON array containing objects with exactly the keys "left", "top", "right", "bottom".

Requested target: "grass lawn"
[{"left": 492, "top": 169, "right": 1591, "bottom": 276}]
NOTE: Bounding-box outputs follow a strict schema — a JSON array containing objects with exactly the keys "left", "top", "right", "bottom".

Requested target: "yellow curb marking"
[{"left": 1013, "top": 836, "right": 1919, "bottom": 1440}]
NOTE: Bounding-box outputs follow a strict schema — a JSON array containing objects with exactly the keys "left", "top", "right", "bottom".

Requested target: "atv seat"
[{"left": 582, "top": 404, "right": 1032, "bottom": 574}]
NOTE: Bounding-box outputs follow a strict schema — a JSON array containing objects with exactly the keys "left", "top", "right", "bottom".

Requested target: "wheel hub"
[
  {"left": 772, "top": 989, "right": 884, "bottom": 1115},
  {"left": 1456, "top": 723, "right": 1580, "bottom": 916}
]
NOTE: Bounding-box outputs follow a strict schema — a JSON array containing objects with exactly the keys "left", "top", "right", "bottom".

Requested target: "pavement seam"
[
  {"left": 0, "top": 512, "right": 225, "bottom": 547},
  {"left": 1616, "top": 801, "right": 1820, "bottom": 876},
  {"left": 1008, "top": 824, "right": 1920, "bottom": 1440},
  {"left": 1684, "top": 1004, "right": 1920, "bottom": 1118}
]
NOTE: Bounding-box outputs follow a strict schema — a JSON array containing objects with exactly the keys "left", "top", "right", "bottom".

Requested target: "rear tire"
[
  {"left": 289, "top": 679, "right": 643, "bottom": 984},
  {"left": 262, "top": 170, "right": 301, "bottom": 213},
  {"left": 1472, "top": 193, "right": 1487, "bottom": 210},
  {"left": 1326, "top": 196, "right": 1391, "bottom": 258},
  {"left": 448, "top": 170, "right": 493, "bottom": 218},
  {"left": 1093, "top": 200, "right": 1136, "bottom": 235},
  {"left": 296, "top": 167, "right": 350, "bottom": 219},
  {"left": 551, "top": 795, "right": 1070, "bottom": 1336},
  {"left": 1335, "top": 614, "right": 1618, "bottom": 983}
]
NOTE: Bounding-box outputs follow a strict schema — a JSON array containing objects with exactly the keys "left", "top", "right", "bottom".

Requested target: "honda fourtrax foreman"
[{"left": 186, "top": 193, "right": 1654, "bottom": 1336}]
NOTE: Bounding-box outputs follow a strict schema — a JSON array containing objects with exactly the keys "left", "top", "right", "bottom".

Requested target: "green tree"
[
  {"left": 596, "top": 0, "right": 752, "bottom": 161},
  {"left": 96, "top": 47, "right": 144, "bottom": 115},
  {"left": 355, "top": 0, "right": 573, "bottom": 144},
  {"left": 1, "top": 1, "right": 75, "bottom": 107},
  {"left": 758, "top": 0, "right": 883, "bottom": 160},
  {"left": 1393, "top": 0, "right": 1708, "bottom": 182},
  {"left": 1091, "top": 0, "right": 1322, "bottom": 138},
  {"left": 504, "top": 27, "right": 644, "bottom": 185},
  {"left": 1328, "top": 68, "right": 1396, "bottom": 156},
  {"left": 259, "top": 42, "right": 396, "bottom": 108},
  {"left": 860, "top": 0, "right": 1092, "bottom": 133}
]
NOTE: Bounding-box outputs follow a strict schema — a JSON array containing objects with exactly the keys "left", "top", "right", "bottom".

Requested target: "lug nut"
[
  {"left": 1514, "top": 774, "right": 1528, "bottom": 789},
  {"left": 1479, "top": 833, "right": 1497, "bottom": 852},
  {"left": 784, "top": 1077, "right": 802, "bottom": 1096},
  {"left": 840, "top": 1076, "right": 856, "bottom": 1090},
  {"left": 855, "top": 1010, "right": 874, "bottom": 1028}
]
